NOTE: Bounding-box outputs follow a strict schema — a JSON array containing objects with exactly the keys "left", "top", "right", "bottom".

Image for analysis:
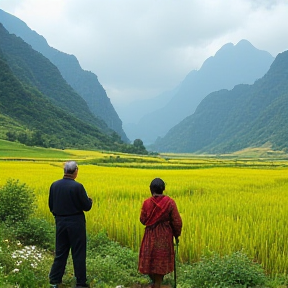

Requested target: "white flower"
[{"left": 11, "top": 245, "right": 44, "bottom": 268}]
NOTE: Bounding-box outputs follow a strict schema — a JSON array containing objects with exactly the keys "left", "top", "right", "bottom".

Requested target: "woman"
[{"left": 138, "top": 178, "right": 182, "bottom": 288}]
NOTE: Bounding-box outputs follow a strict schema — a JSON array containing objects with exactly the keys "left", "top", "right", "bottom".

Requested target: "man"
[{"left": 49, "top": 161, "right": 92, "bottom": 288}]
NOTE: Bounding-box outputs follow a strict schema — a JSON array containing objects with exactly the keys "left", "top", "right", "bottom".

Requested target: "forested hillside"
[
  {"left": 152, "top": 50, "right": 288, "bottom": 153},
  {"left": 0, "top": 9, "right": 128, "bottom": 142},
  {"left": 0, "top": 53, "right": 113, "bottom": 149},
  {"left": 0, "top": 24, "right": 146, "bottom": 153},
  {"left": 0, "top": 23, "right": 109, "bottom": 131}
]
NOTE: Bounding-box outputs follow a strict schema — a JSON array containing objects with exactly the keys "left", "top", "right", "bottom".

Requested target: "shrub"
[
  {"left": 0, "top": 221, "right": 53, "bottom": 288},
  {"left": 0, "top": 238, "right": 15, "bottom": 274},
  {"left": 6, "top": 245, "right": 51, "bottom": 288},
  {"left": 12, "top": 218, "right": 55, "bottom": 250},
  {"left": 86, "top": 231, "right": 147, "bottom": 286},
  {"left": 0, "top": 179, "right": 35, "bottom": 222},
  {"left": 186, "top": 251, "right": 267, "bottom": 288},
  {"left": 87, "top": 230, "right": 113, "bottom": 249}
]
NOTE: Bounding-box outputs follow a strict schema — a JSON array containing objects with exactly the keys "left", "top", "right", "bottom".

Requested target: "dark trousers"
[{"left": 49, "top": 214, "right": 87, "bottom": 286}]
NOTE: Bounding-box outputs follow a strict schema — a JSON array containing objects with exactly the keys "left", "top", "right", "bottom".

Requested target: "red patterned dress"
[{"left": 138, "top": 194, "right": 182, "bottom": 275}]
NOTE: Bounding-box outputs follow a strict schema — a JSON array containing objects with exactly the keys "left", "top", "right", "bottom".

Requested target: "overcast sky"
[{"left": 1, "top": 0, "right": 288, "bottom": 108}]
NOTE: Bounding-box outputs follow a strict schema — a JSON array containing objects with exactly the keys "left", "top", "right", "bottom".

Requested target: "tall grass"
[{"left": 1, "top": 160, "right": 288, "bottom": 275}]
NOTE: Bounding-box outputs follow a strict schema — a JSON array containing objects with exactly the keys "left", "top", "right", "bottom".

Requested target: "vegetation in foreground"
[
  {"left": 1, "top": 143, "right": 288, "bottom": 287},
  {"left": 1, "top": 179, "right": 287, "bottom": 288}
]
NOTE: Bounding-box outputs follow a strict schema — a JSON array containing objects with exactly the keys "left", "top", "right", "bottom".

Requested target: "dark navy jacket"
[{"left": 49, "top": 176, "right": 92, "bottom": 216}]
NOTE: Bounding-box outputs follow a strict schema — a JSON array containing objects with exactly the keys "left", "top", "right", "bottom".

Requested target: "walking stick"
[{"left": 174, "top": 238, "right": 179, "bottom": 288}]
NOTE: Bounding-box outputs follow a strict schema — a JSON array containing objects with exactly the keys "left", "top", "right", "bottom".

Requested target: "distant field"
[
  {"left": 1, "top": 142, "right": 288, "bottom": 275},
  {"left": 0, "top": 139, "right": 72, "bottom": 159},
  {"left": 1, "top": 139, "right": 287, "bottom": 169}
]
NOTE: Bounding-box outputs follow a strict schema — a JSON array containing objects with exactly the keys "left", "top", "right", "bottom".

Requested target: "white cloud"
[{"left": 1, "top": 0, "right": 288, "bottom": 107}]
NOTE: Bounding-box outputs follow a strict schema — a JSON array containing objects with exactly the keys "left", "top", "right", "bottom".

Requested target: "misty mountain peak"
[
  {"left": 201, "top": 39, "right": 272, "bottom": 72},
  {"left": 124, "top": 39, "right": 275, "bottom": 144}
]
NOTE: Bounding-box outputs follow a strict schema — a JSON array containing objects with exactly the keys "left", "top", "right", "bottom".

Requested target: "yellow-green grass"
[
  {"left": 162, "top": 146, "right": 288, "bottom": 160},
  {"left": 1, "top": 139, "right": 287, "bottom": 169},
  {"left": 0, "top": 139, "right": 72, "bottom": 159},
  {"left": 1, "top": 157, "right": 288, "bottom": 276}
]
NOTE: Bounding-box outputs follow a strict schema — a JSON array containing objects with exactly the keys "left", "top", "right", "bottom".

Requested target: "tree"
[
  {"left": 6, "top": 131, "right": 17, "bottom": 142},
  {"left": 133, "top": 139, "right": 148, "bottom": 155},
  {"left": 0, "top": 179, "right": 35, "bottom": 222}
]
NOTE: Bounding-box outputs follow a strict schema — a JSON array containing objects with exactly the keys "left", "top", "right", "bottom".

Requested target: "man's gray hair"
[{"left": 64, "top": 161, "right": 78, "bottom": 174}]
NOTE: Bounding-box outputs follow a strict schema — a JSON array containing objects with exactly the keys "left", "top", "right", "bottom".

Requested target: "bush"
[
  {"left": 6, "top": 245, "right": 52, "bottom": 288},
  {"left": 86, "top": 231, "right": 147, "bottom": 286},
  {"left": 0, "top": 223, "right": 53, "bottom": 288},
  {"left": 12, "top": 218, "right": 55, "bottom": 250},
  {"left": 0, "top": 226, "right": 15, "bottom": 274},
  {"left": 186, "top": 251, "right": 267, "bottom": 288},
  {"left": 0, "top": 179, "right": 35, "bottom": 222},
  {"left": 87, "top": 230, "right": 113, "bottom": 249}
]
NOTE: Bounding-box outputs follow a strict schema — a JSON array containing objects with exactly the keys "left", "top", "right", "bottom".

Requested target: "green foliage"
[
  {"left": 5, "top": 130, "right": 46, "bottom": 147},
  {"left": 1, "top": 222, "right": 50, "bottom": 288},
  {"left": 0, "top": 23, "right": 107, "bottom": 132},
  {"left": 4, "top": 242, "right": 51, "bottom": 288},
  {"left": 0, "top": 180, "right": 54, "bottom": 288},
  {"left": 86, "top": 231, "right": 146, "bottom": 286},
  {"left": 0, "top": 227, "right": 280, "bottom": 288},
  {"left": 152, "top": 51, "right": 288, "bottom": 154},
  {"left": 132, "top": 139, "right": 148, "bottom": 155},
  {"left": 0, "top": 178, "right": 54, "bottom": 248},
  {"left": 0, "top": 177, "right": 280, "bottom": 288},
  {"left": 0, "top": 24, "right": 135, "bottom": 153},
  {"left": 11, "top": 218, "right": 55, "bottom": 250},
  {"left": 0, "top": 224, "right": 15, "bottom": 274},
  {"left": 184, "top": 251, "right": 267, "bottom": 288},
  {"left": 0, "top": 179, "right": 35, "bottom": 222}
]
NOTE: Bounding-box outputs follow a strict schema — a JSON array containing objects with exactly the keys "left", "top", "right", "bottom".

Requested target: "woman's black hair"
[{"left": 150, "top": 178, "right": 165, "bottom": 194}]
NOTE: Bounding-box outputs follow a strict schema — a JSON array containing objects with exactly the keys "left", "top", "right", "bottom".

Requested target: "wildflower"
[{"left": 11, "top": 245, "right": 44, "bottom": 268}]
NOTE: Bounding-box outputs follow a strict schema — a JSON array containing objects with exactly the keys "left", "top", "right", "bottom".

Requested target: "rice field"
[{"left": 1, "top": 153, "right": 288, "bottom": 276}]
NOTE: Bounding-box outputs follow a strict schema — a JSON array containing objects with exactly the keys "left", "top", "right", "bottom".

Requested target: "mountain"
[
  {"left": 0, "top": 23, "right": 135, "bottom": 151},
  {"left": 151, "top": 50, "right": 288, "bottom": 153},
  {"left": 117, "top": 86, "right": 180, "bottom": 125},
  {"left": 125, "top": 40, "right": 274, "bottom": 144},
  {"left": 119, "top": 86, "right": 179, "bottom": 140},
  {"left": 0, "top": 23, "right": 108, "bottom": 131},
  {"left": 0, "top": 9, "right": 129, "bottom": 142},
  {"left": 0, "top": 47, "right": 115, "bottom": 150}
]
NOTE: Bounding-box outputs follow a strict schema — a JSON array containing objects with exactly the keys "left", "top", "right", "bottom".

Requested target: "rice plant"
[{"left": 1, "top": 158, "right": 288, "bottom": 276}]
